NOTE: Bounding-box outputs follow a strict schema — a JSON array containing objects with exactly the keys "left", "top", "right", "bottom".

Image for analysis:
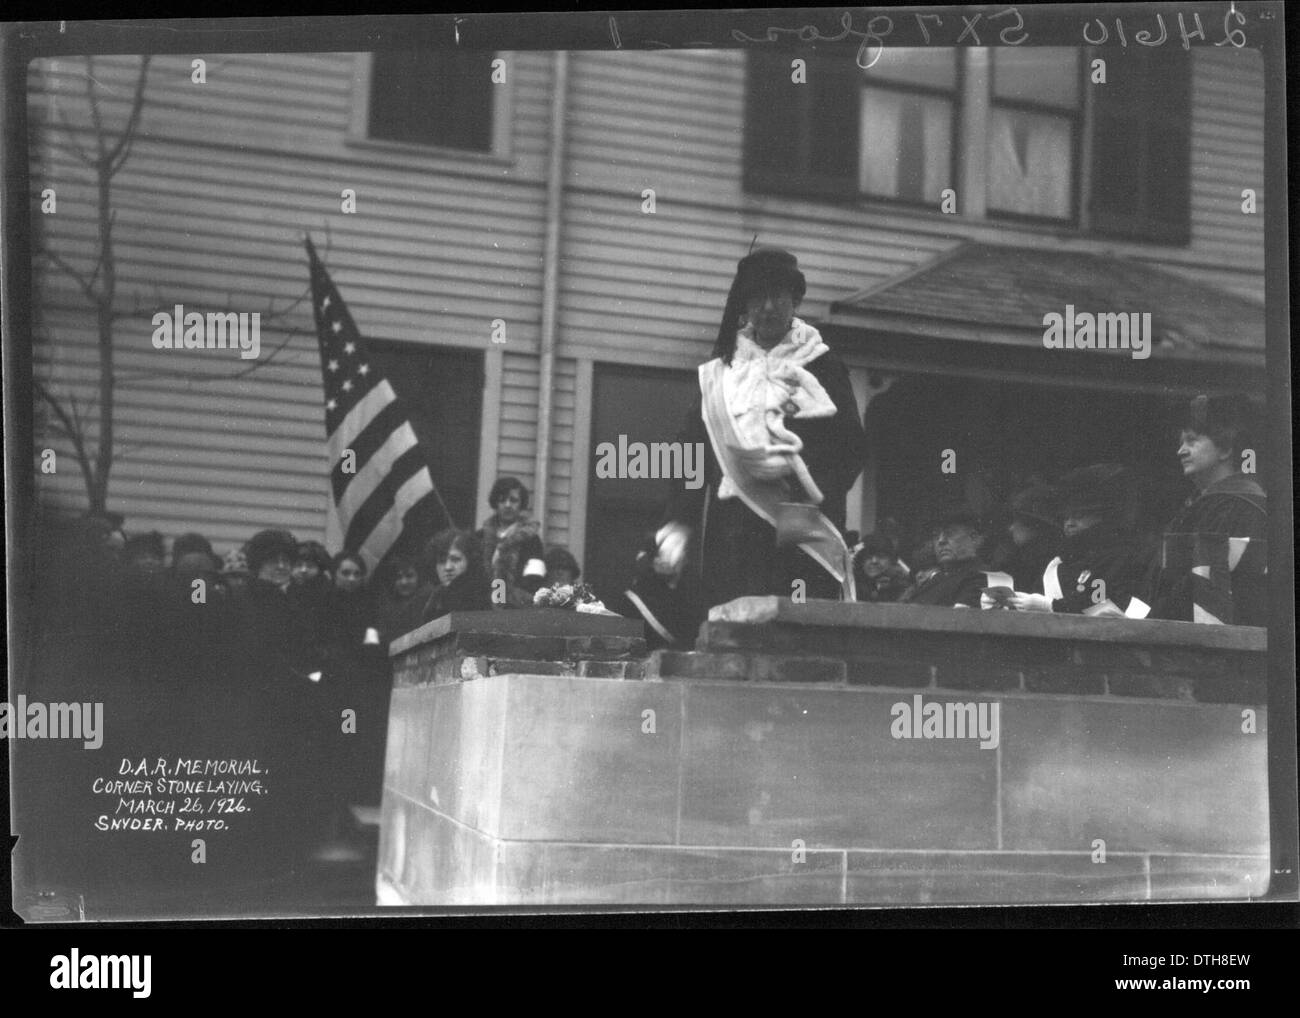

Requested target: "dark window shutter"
[
  {"left": 1088, "top": 50, "right": 1190, "bottom": 245},
  {"left": 744, "top": 50, "right": 859, "bottom": 199}
]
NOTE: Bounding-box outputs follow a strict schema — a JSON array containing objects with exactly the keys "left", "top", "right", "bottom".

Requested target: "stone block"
[
  {"left": 454, "top": 632, "right": 568, "bottom": 661},
  {"left": 933, "top": 663, "right": 1022, "bottom": 692},
  {"left": 998, "top": 697, "right": 1269, "bottom": 855},
  {"left": 565, "top": 635, "right": 646, "bottom": 660},
  {"left": 1106, "top": 672, "right": 1196, "bottom": 701},
  {"left": 843, "top": 657, "right": 935, "bottom": 688},
  {"left": 745, "top": 654, "right": 846, "bottom": 684},
  {"left": 1192, "top": 673, "right": 1267, "bottom": 706},
  {"left": 496, "top": 842, "right": 846, "bottom": 905},
  {"left": 486, "top": 658, "right": 574, "bottom": 677},
  {"left": 844, "top": 850, "right": 1149, "bottom": 905},
  {"left": 646, "top": 650, "right": 751, "bottom": 681},
  {"left": 677, "top": 684, "right": 999, "bottom": 850},
  {"left": 1146, "top": 854, "right": 1272, "bottom": 900},
  {"left": 577, "top": 660, "right": 645, "bottom": 679},
  {"left": 493, "top": 677, "right": 684, "bottom": 843},
  {"left": 1021, "top": 666, "right": 1106, "bottom": 696}
]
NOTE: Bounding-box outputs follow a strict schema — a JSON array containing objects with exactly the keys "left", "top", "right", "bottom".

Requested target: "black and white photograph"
[{"left": 1, "top": 4, "right": 1294, "bottom": 927}]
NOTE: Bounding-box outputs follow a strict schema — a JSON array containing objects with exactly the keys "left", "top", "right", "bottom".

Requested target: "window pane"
[
  {"left": 1089, "top": 114, "right": 1141, "bottom": 217},
  {"left": 369, "top": 51, "right": 493, "bottom": 152},
  {"left": 864, "top": 47, "right": 957, "bottom": 90},
  {"left": 986, "top": 107, "right": 1074, "bottom": 219},
  {"left": 993, "top": 47, "right": 1080, "bottom": 108},
  {"left": 859, "top": 88, "right": 953, "bottom": 202}
]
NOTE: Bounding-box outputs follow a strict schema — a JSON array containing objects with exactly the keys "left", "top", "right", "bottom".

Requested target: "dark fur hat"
[
  {"left": 1056, "top": 463, "right": 1132, "bottom": 518},
  {"left": 712, "top": 246, "right": 807, "bottom": 362},
  {"left": 245, "top": 528, "right": 298, "bottom": 575}
]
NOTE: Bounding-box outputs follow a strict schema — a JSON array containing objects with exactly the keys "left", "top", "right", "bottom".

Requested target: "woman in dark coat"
[
  {"left": 321, "top": 550, "right": 388, "bottom": 808},
  {"left": 420, "top": 529, "right": 494, "bottom": 622},
  {"left": 656, "top": 247, "right": 867, "bottom": 619},
  {"left": 1007, "top": 464, "right": 1152, "bottom": 617}
]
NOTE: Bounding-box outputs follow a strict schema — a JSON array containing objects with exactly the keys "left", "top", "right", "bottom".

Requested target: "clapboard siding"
[
  {"left": 27, "top": 44, "right": 1267, "bottom": 560},
  {"left": 28, "top": 51, "right": 554, "bottom": 552}
]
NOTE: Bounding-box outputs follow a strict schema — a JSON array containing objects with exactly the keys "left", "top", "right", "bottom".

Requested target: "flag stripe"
[
  {"left": 330, "top": 400, "right": 411, "bottom": 502},
  {"left": 343, "top": 445, "right": 429, "bottom": 552},
  {"left": 359, "top": 468, "right": 437, "bottom": 569},
  {"left": 338, "top": 422, "right": 421, "bottom": 523},
  {"left": 328, "top": 380, "right": 398, "bottom": 470}
]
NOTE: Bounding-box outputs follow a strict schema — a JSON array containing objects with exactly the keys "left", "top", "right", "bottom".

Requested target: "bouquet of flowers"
[{"left": 532, "top": 582, "right": 613, "bottom": 614}]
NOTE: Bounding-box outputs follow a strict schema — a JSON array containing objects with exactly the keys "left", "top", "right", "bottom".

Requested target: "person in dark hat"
[
  {"left": 899, "top": 505, "right": 1011, "bottom": 608},
  {"left": 655, "top": 246, "right": 867, "bottom": 620},
  {"left": 994, "top": 483, "right": 1061, "bottom": 593},
  {"left": 853, "top": 533, "right": 909, "bottom": 603},
  {"left": 1005, "top": 464, "right": 1152, "bottom": 617},
  {"left": 1146, "top": 395, "right": 1267, "bottom": 625}
]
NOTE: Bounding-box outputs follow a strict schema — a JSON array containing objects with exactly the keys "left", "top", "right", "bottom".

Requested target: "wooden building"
[{"left": 28, "top": 43, "right": 1266, "bottom": 597}]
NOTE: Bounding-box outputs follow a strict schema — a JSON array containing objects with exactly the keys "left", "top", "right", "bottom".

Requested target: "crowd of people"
[
  {"left": 18, "top": 245, "right": 1268, "bottom": 904},
  {"left": 20, "top": 474, "right": 593, "bottom": 895},
  {"left": 648, "top": 247, "right": 1268, "bottom": 634}
]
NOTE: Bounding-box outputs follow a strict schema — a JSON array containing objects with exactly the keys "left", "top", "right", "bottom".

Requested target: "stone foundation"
[{"left": 378, "top": 602, "right": 1269, "bottom": 906}]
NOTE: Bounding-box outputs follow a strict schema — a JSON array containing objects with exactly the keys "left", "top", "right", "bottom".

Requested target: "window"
[
  {"left": 744, "top": 49, "right": 861, "bottom": 198},
  {"left": 987, "top": 48, "right": 1081, "bottom": 222},
  {"left": 859, "top": 48, "right": 958, "bottom": 204},
  {"left": 743, "top": 46, "right": 1191, "bottom": 243},
  {"left": 366, "top": 340, "right": 483, "bottom": 531},
  {"left": 1087, "top": 49, "right": 1191, "bottom": 245},
  {"left": 360, "top": 51, "right": 504, "bottom": 155}
]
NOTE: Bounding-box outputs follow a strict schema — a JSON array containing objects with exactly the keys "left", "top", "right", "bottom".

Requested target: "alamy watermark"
[
  {"left": 151, "top": 304, "right": 260, "bottom": 359},
  {"left": 594, "top": 435, "right": 705, "bottom": 489},
  {"left": 0, "top": 697, "right": 102, "bottom": 749},
  {"left": 1042, "top": 305, "right": 1151, "bottom": 360},
  {"left": 890, "top": 694, "right": 1000, "bottom": 749},
  {"left": 50, "top": 950, "right": 151, "bottom": 998}
]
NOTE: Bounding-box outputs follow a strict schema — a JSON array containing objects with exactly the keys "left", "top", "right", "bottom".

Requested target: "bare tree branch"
[
  {"left": 85, "top": 56, "right": 107, "bottom": 165},
  {"left": 33, "top": 379, "right": 96, "bottom": 495},
  {"left": 41, "top": 249, "right": 98, "bottom": 304},
  {"left": 108, "top": 56, "right": 150, "bottom": 174},
  {"left": 46, "top": 116, "right": 97, "bottom": 167}
]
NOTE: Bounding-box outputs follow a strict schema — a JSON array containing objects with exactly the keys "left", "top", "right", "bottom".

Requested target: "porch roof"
[{"left": 828, "top": 242, "right": 1265, "bottom": 366}]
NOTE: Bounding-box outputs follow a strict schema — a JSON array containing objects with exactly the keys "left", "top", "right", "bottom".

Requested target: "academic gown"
[{"left": 1147, "top": 473, "right": 1268, "bottom": 625}]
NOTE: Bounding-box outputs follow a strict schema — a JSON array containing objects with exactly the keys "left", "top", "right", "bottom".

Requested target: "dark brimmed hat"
[
  {"left": 856, "top": 533, "right": 897, "bottom": 559},
  {"left": 731, "top": 247, "right": 807, "bottom": 303},
  {"left": 123, "top": 531, "right": 165, "bottom": 560},
  {"left": 171, "top": 532, "right": 214, "bottom": 561},
  {"left": 1009, "top": 484, "right": 1059, "bottom": 529},
  {"left": 922, "top": 502, "right": 989, "bottom": 536},
  {"left": 245, "top": 528, "right": 298, "bottom": 575},
  {"left": 1056, "top": 463, "right": 1132, "bottom": 518},
  {"left": 294, "top": 539, "right": 333, "bottom": 574},
  {"left": 713, "top": 246, "right": 808, "bottom": 361},
  {"left": 544, "top": 545, "right": 581, "bottom": 579}
]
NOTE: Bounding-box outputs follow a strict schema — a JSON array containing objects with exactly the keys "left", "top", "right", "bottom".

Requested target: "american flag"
[{"left": 306, "top": 236, "right": 451, "bottom": 570}]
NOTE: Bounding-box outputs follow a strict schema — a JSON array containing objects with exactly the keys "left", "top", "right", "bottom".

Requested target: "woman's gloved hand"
[
  {"left": 654, "top": 523, "right": 691, "bottom": 577},
  {"left": 1007, "top": 591, "right": 1054, "bottom": 612}
]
